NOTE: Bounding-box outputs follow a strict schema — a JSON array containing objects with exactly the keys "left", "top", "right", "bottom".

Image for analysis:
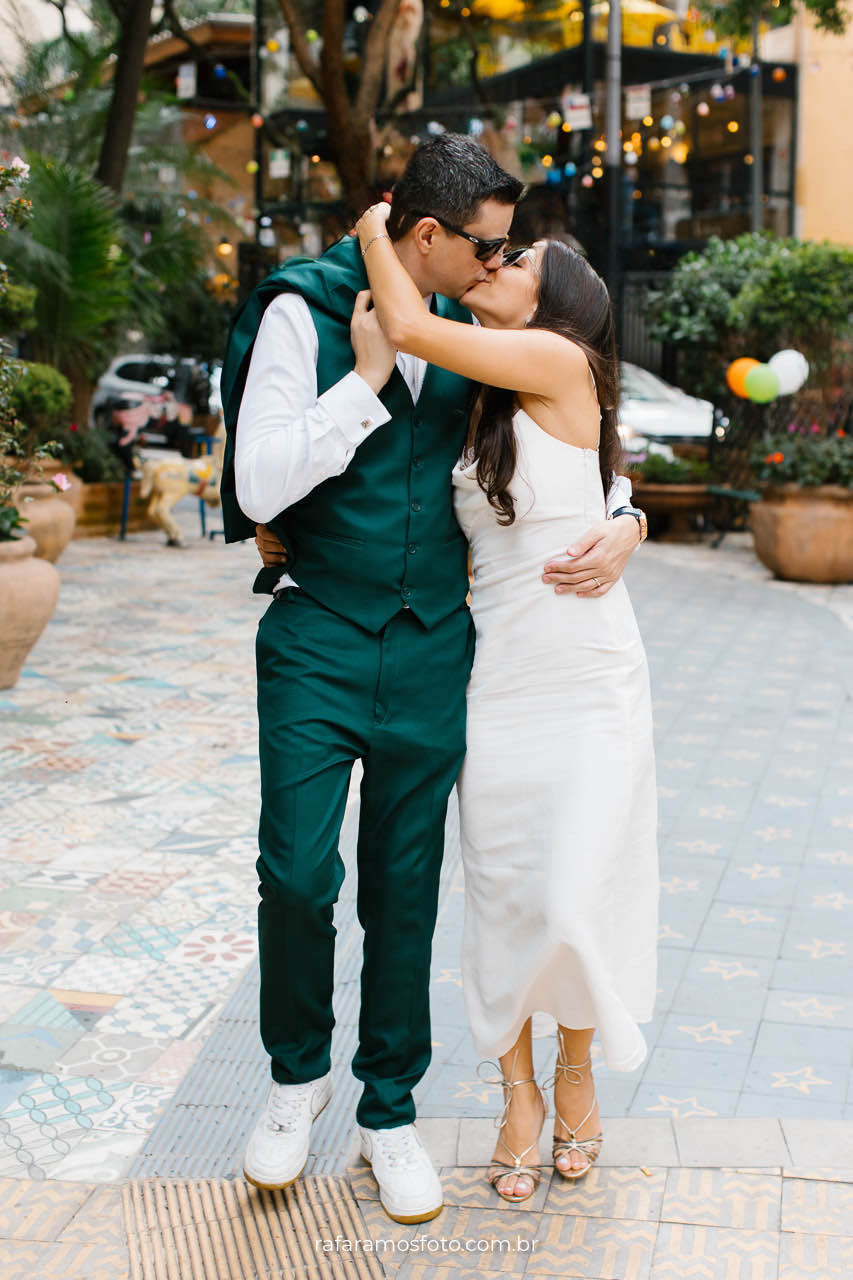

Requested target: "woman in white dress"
[{"left": 331, "top": 205, "right": 658, "bottom": 1204}]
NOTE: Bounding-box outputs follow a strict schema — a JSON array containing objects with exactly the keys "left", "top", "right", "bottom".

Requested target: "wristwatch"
[{"left": 610, "top": 504, "right": 648, "bottom": 544}]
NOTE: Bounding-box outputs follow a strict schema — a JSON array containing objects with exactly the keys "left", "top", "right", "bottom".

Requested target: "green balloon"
[{"left": 744, "top": 364, "right": 780, "bottom": 403}]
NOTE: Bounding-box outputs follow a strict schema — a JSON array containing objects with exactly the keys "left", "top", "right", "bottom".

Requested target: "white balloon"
[{"left": 768, "top": 349, "right": 809, "bottom": 395}]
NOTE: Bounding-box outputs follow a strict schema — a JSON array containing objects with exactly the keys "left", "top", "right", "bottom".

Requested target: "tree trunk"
[
  {"left": 95, "top": 0, "right": 155, "bottom": 195},
  {"left": 328, "top": 115, "right": 376, "bottom": 217}
]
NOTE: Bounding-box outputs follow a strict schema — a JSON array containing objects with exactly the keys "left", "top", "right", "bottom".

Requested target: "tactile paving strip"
[{"left": 123, "top": 1176, "right": 385, "bottom": 1280}]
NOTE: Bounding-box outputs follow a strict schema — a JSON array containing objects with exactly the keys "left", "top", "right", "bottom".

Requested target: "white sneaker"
[
  {"left": 359, "top": 1124, "right": 443, "bottom": 1223},
  {"left": 243, "top": 1073, "right": 332, "bottom": 1190}
]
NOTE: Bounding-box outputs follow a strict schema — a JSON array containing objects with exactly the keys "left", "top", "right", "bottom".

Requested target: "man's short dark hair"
[{"left": 387, "top": 133, "right": 525, "bottom": 241}]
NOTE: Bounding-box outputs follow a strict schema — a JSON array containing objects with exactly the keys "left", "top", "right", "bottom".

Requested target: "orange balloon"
[{"left": 727, "top": 357, "right": 760, "bottom": 398}]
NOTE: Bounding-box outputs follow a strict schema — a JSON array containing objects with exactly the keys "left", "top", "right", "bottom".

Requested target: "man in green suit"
[{"left": 220, "top": 134, "right": 640, "bottom": 1223}]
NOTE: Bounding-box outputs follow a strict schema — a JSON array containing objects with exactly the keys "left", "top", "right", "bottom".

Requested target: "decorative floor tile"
[
  {"left": 0, "top": 1024, "right": 87, "bottom": 1072},
  {"left": 165, "top": 927, "right": 256, "bottom": 968},
  {"left": 48, "top": 1128, "right": 143, "bottom": 1182},
  {"left": 660, "top": 1169, "right": 781, "bottom": 1230},
  {"left": 651, "top": 1224, "right": 778, "bottom": 1278},
  {"left": 55, "top": 1032, "right": 169, "bottom": 1084},
  {"left": 91, "top": 870, "right": 178, "bottom": 898},
  {"left": 778, "top": 1232, "right": 853, "bottom": 1279},
  {"left": 437, "top": 1165, "right": 552, "bottom": 1214},
  {"left": 544, "top": 1166, "right": 667, "bottom": 1221},
  {"left": 136, "top": 1037, "right": 203, "bottom": 1088},
  {"left": 781, "top": 1178, "right": 853, "bottom": 1236},
  {"left": 0, "top": 912, "right": 40, "bottom": 947},
  {"left": 0, "top": 1237, "right": 130, "bottom": 1279},
  {"left": 54, "top": 953, "right": 160, "bottom": 995},
  {"left": 93, "top": 918, "right": 196, "bottom": 961},
  {"left": 530, "top": 1214, "right": 658, "bottom": 1279},
  {"left": 0, "top": 954, "right": 78, "bottom": 989},
  {"left": 0, "top": 1175, "right": 92, "bottom": 1239},
  {"left": 14, "top": 916, "right": 113, "bottom": 956},
  {"left": 58, "top": 1183, "right": 125, "bottom": 1244}
]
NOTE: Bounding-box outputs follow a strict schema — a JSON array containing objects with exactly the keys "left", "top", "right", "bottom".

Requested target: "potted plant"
[
  {"left": 749, "top": 426, "right": 852, "bottom": 583},
  {"left": 9, "top": 361, "right": 77, "bottom": 560},
  {"left": 0, "top": 156, "right": 63, "bottom": 687},
  {"left": 626, "top": 448, "right": 712, "bottom": 540}
]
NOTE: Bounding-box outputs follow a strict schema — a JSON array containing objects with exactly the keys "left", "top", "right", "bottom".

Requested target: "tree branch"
[
  {"left": 45, "top": 0, "right": 91, "bottom": 59},
  {"left": 356, "top": 0, "right": 402, "bottom": 119},
  {"left": 276, "top": 0, "right": 322, "bottom": 95}
]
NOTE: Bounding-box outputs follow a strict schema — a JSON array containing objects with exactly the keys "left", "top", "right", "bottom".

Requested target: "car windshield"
[{"left": 621, "top": 364, "right": 681, "bottom": 403}]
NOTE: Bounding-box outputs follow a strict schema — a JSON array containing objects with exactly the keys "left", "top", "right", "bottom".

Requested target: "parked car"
[
  {"left": 618, "top": 362, "right": 717, "bottom": 447},
  {"left": 90, "top": 356, "right": 221, "bottom": 447}
]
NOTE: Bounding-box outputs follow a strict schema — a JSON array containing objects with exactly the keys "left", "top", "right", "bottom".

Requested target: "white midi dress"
[{"left": 453, "top": 407, "right": 659, "bottom": 1071}]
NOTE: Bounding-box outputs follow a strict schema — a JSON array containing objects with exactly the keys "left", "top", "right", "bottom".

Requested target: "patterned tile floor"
[{"left": 1, "top": 502, "right": 852, "bottom": 1275}]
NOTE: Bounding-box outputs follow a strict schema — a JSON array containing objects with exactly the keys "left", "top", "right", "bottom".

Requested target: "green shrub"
[
  {"left": 10, "top": 361, "right": 72, "bottom": 438},
  {"left": 48, "top": 423, "right": 124, "bottom": 483}
]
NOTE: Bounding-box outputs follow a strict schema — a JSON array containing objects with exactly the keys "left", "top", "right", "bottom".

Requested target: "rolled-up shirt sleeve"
[
  {"left": 605, "top": 472, "right": 633, "bottom": 516},
  {"left": 234, "top": 291, "right": 391, "bottom": 523}
]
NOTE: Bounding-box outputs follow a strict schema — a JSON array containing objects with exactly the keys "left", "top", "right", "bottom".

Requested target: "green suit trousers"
[{"left": 255, "top": 588, "right": 475, "bottom": 1129}]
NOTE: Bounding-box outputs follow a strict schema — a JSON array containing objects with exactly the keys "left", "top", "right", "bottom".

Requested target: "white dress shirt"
[{"left": 234, "top": 291, "right": 632, "bottom": 592}]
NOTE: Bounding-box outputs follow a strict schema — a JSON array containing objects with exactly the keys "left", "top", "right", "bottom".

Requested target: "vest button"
[
  {"left": 411, "top": 501, "right": 422, "bottom": 512},
  {"left": 401, "top": 586, "right": 412, "bottom": 599},
  {"left": 412, "top": 457, "right": 423, "bottom": 470},
  {"left": 407, "top": 542, "right": 419, "bottom": 554}
]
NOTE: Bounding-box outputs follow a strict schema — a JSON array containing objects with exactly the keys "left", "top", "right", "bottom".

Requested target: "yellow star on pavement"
[
  {"left": 738, "top": 863, "right": 782, "bottom": 879},
  {"left": 832, "top": 815, "right": 853, "bottom": 830},
  {"left": 763, "top": 794, "right": 808, "bottom": 808},
  {"left": 775, "top": 766, "right": 815, "bottom": 778},
  {"left": 795, "top": 939, "right": 846, "bottom": 960},
  {"left": 699, "top": 805, "right": 737, "bottom": 820},
  {"left": 435, "top": 968, "right": 463, "bottom": 987},
  {"left": 658, "top": 924, "right": 685, "bottom": 941},
  {"left": 678, "top": 1021, "right": 744, "bottom": 1045},
  {"left": 780, "top": 997, "right": 843, "bottom": 1020},
  {"left": 811, "top": 891, "right": 853, "bottom": 910},
  {"left": 700, "top": 959, "right": 760, "bottom": 981},
  {"left": 675, "top": 840, "right": 722, "bottom": 854},
  {"left": 753, "top": 828, "right": 793, "bottom": 843},
  {"left": 660, "top": 877, "right": 700, "bottom": 894},
  {"left": 724, "top": 749, "right": 760, "bottom": 760},
  {"left": 708, "top": 776, "right": 750, "bottom": 789},
  {"left": 770, "top": 1066, "right": 833, "bottom": 1095},
  {"left": 646, "top": 1095, "right": 718, "bottom": 1119},
  {"left": 723, "top": 907, "right": 776, "bottom": 925},
  {"left": 453, "top": 1078, "right": 503, "bottom": 1105},
  {"left": 817, "top": 851, "right": 853, "bottom": 866}
]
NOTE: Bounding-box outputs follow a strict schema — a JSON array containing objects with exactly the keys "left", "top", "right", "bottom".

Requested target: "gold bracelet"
[{"left": 361, "top": 233, "right": 391, "bottom": 257}]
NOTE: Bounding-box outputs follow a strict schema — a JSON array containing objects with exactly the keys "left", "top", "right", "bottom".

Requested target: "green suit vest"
[{"left": 220, "top": 236, "right": 475, "bottom": 632}]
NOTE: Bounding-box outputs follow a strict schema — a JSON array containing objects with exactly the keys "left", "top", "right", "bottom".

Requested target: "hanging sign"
[
  {"left": 269, "top": 149, "right": 291, "bottom": 179},
  {"left": 560, "top": 91, "right": 593, "bottom": 131},
  {"left": 176, "top": 62, "right": 197, "bottom": 100},
  {"left": 625, "top": 84, "right": 651, "bottom": 121}
]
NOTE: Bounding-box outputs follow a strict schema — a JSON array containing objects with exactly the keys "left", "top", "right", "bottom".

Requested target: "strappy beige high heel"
[
  {"left": 550, "top": 1030, "right": 603, "bottom": 1181},
  {"left": 478, "top": 1049, "right": 546, "bottom": 1204}
]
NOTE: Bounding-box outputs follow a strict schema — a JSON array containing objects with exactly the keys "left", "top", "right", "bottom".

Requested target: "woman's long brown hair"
[{"left": 471, "top": 241, "right": 623, "bottom": 525}]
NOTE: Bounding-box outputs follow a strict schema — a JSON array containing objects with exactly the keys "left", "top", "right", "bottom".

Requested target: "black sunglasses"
[{"left": 415, "top": 212, "right": 509, "bottom": 262}]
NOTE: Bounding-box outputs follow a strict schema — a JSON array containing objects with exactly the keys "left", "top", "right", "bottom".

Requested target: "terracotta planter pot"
[
  {"left": 0, "top": 535, "right": 60, "bottom": 689},
  {"left": 749, "top": 485, "right": 853, "bottom": 584},
  {"left": 39, "top": 456, "right": 84, "bottom": 518},
  {"left": 73, "top": 479, "right": 158, "bottom": 538},
  {"left": 14, "top": 482, "right": 77, "bottom": 563},
  {"left": 630, "top": 481, "right": 714, "bottom": 542}
]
